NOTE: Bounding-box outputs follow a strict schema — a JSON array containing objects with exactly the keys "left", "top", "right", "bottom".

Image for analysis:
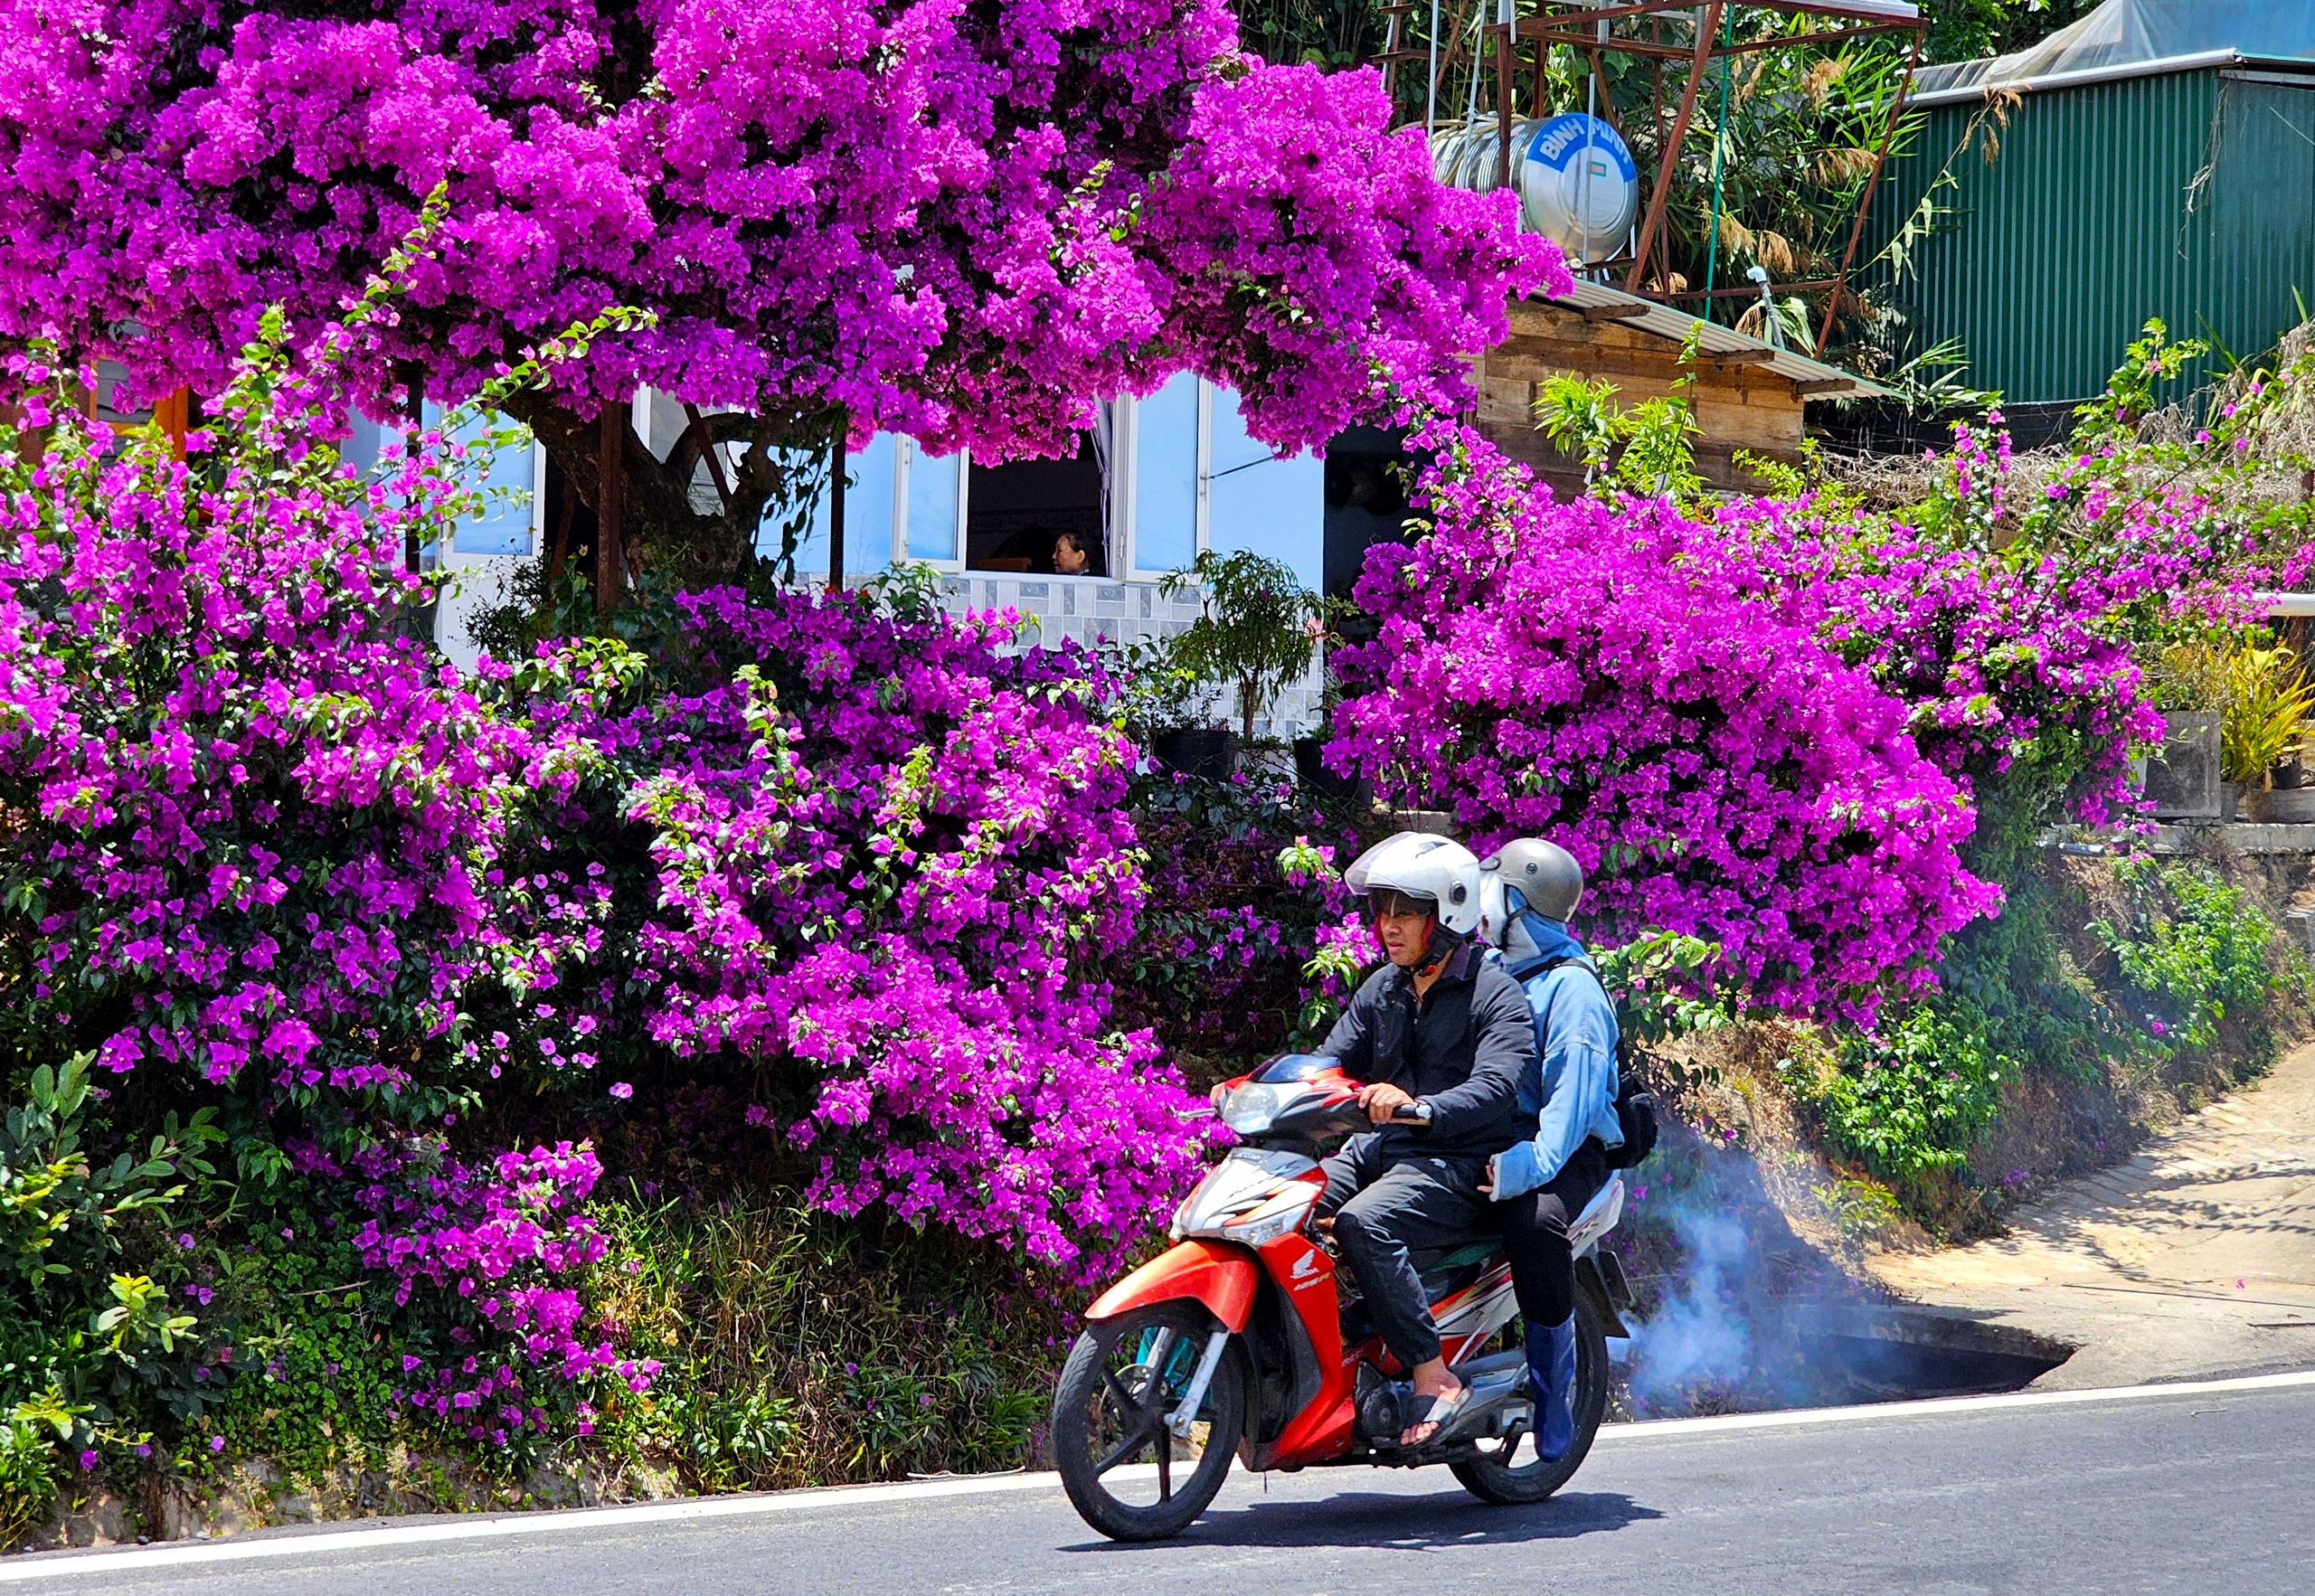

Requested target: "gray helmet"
[{"left": 1480, "top": 837, "right": 1583, "bottom": 922}]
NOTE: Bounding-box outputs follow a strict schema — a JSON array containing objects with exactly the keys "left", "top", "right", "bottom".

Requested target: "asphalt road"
[{"left": 12, "top": 1375, "right": 2313, "bottom": 1596}]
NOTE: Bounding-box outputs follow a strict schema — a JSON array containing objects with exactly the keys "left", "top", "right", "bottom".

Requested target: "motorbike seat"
[
  {"left": 1409, "top": 1238, "right": 1505, "bottom": 1301},
  {"left": 1336, "top": 1237, "right": 1507, "bottom": 1348}
]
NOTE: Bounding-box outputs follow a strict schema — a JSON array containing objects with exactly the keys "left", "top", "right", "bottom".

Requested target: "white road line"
[
  {"left": 7, "top": 1368, "right": 2312, "bottom": 1583},
  {"left": 1587, "top": 1366, "right": 2315, "bottom": 1440}
]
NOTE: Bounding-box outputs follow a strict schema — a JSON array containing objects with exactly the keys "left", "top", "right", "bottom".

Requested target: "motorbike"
[{"left": 1052, "top": 1052, "right": 1636, "bottom": 1542}]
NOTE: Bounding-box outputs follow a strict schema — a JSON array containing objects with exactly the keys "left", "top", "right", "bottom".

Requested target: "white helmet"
[{"left": 1343, "top": 831, "right": 1483, "bottom": 937}]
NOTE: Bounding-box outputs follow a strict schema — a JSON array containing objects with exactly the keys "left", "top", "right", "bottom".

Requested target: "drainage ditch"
[
  {"left": 1799, "top": 1306, "right": 2075, "bottom": 1404},
  {"left": 1610, "top": 1301, "right": 2077, "bottom": 1416}
]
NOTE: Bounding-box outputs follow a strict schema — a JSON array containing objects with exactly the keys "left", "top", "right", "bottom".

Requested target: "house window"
[
  {"left": 768, "top": 381, "right": 1320, "bottom": 593},
  {"left": 902, "top": 440, "right": 964, "bottom": 566},
  {"left": 966, "top": 433, "right": 1108, "bottom": 576},
  {"left": 1128, "top": 373, "right": 1205, "bottom": 581}
]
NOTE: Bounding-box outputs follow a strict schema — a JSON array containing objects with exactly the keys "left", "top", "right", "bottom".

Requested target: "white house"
[{"left": 422, "top": 373, "right": 1332, "bottom": 738}]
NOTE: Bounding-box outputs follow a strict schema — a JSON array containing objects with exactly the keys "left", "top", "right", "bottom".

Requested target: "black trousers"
[
  {"left": 1317, "top": 1135, "right": 1493, "bottom": 1369},
  {"left": 1499, "top": 1139, "right": 1611, "bottom": 1329}
]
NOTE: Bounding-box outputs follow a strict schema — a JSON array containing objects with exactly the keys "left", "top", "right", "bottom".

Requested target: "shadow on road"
[{"left": 1059, "top": 1487, "right": 1662, "bottom": 1554}]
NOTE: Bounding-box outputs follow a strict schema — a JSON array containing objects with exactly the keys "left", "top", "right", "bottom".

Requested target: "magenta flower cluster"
[
  {"left": 598, "top": 588, "right": 1220, "bottom": 1276},
  {"left": 354, "top": 1138, "right": 657, "bottom": 1442},
  {"left": 1719, "top": 419, "right": 2190, "bottom": 826},
  {"left": 0, "top": 0, "right": 1556, "bottom": 455},
  {"left": 1329, "top": 420, "right": 2002, "bottom": 1017}
]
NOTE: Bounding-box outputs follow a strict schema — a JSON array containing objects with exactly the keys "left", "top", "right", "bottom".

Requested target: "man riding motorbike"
[
  {"left": 1478, "top": 839, "right": 1622, "bottom": 1464},
  {"left": 1313, "top": 832, "right": 1535, "bottom": 1449}
]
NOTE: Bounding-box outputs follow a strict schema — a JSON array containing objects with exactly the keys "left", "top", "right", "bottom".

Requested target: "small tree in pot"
[
  {"left": 1116, "top": 637, "right": 1233, "bottom": 778},
  {"left": 1160, "top": 550, "right": 1329, "bottom": 749}
]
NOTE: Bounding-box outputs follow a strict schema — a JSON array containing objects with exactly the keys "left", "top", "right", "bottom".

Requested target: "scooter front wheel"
[
  {"left": 1053, "top": 1302, "right": 1244, "bottom": 1542},
  {"left": 1450, "top": 1283, "right": 1611, "bottom": 1506}
]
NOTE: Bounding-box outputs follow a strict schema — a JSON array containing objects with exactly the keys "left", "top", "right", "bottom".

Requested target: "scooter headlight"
[
  {"left": 1224, "top": 1205, "right": 1306, "bottom": 1247},
  {"left": 1221, "top": 1081, "right": 1295, "bottom": 1135}
]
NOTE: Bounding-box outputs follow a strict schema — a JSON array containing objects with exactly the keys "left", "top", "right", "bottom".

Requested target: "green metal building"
[{"left": 1870, "top": 14, "right": 2315, "bottom": 409}]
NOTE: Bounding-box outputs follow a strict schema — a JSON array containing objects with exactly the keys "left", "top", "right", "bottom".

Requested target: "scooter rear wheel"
[
  {"left": 1450, "top": 1284, "right": 1611, "bottom": 1506},
  {"left": 1053, "top": 1302, "right": 1244, "bottom": 1542}
]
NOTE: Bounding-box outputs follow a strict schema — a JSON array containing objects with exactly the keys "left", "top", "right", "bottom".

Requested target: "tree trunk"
[
  {"left": 505, "top": 392, "right": 842, "bottom": 600},
  {"left": 597, "top": 403, "right": 625, "bottom": 614}
]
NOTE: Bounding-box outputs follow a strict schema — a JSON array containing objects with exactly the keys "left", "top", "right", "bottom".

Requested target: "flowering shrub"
[
  {"left": 566, "top": 583, "right": 1216, "bottom": 1273},
  {"left": 1725, "top": 418, "right": 2211, "bottom": 829},
  {"left": 1330, "top": 421, "right": 1998, "bottom": 1016},
  {"left": 354, "top": 1138, "right": 656, "bottom": 1444},
  {"left": 0, "top": 283, "right": 667, "bottom": 1442}
]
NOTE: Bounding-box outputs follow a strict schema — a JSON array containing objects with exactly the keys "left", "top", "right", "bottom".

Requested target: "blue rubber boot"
[{"left": 1526, "top": 1315, "right": 1578, "bottom": 1461}]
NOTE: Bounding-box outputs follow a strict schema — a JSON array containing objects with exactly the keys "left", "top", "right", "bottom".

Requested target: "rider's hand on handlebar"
[{"left": 1356, "top": 1082, "right": 1417, "bottom": 1126}]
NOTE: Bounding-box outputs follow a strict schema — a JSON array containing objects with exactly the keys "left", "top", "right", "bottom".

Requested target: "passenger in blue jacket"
[{"left": 1478, "top": 838, "right": 1621, "bottom": 1462}]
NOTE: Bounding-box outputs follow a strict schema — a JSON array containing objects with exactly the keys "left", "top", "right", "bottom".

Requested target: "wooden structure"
[{"left": 1469, "top": 279, "right": 1885, "bottom": 496}]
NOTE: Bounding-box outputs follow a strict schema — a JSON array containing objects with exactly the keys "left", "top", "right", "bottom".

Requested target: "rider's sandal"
[{"left": 1399, "top": 1382, "right": 1475, "bottom": 1451}]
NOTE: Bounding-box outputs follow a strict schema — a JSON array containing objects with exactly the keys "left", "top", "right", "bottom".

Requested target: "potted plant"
[
  {"left": 1154, "top": 551, "right": 1328, "bottom": 779},
  {"left": 2165, "top": 637, "right": 2315, "bottom": 820},
  {"left": 2221, "top": 642, "right": 2315, "bottom": 821},
  {"left": 1120, "top": 640, "right": 1236, "bottom": 779}
]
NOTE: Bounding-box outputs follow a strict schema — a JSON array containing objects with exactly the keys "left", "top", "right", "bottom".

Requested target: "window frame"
[
  {"left": 1120, "top": 379, "right": 1212, "bottom": 585},
  {"left": 893, "top": 436, "right": 968, "bottom": 573}
]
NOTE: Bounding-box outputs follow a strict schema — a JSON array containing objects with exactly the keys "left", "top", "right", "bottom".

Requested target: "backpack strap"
[{"left": 1507, "top": 949, "right": 1602, "bottom": 987}]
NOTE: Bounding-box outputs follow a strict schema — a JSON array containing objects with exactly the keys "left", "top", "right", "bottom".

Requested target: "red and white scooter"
[{"left": 1052, "top": 1054, "right": 1634, "bottom": 1541}]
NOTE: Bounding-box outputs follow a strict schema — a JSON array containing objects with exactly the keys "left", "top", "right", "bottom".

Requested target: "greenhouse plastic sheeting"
[{"left": 1914, "top": 0, "right": 2315, "bottom": 97}]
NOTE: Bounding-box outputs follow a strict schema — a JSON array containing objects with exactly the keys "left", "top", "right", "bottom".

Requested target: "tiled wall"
[{"left": 940, "top": 573, "right": 1325, "bottom": 739}]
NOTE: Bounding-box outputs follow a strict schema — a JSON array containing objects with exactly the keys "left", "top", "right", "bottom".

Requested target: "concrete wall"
[{"left": 933, "top": 571, "right": 1325, "bottom": 739}]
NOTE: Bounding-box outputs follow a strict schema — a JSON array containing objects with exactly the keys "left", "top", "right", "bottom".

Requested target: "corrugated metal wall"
[{"left": 1869, "top": 67, "right": 2315, "bottom": 404}]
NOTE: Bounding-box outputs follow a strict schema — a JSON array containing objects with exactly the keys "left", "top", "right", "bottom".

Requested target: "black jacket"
[{"left": 1313, "top": 942, "right": 1535, "bottom": 1161}]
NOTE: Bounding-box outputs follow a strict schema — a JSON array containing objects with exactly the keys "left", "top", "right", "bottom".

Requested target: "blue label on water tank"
[{"left": 1525, "top": 113, "right": 1637, "bottom": 183}]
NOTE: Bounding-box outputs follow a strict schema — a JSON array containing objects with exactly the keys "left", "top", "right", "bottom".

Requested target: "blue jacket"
[{"left": 1489, "top": 916, "right": 1623, "bottom": 1202}]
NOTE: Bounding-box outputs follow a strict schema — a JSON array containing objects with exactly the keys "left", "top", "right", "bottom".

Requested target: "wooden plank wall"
[{"left": 1470, "top": 299, "right": 1810, "bottom": 496}]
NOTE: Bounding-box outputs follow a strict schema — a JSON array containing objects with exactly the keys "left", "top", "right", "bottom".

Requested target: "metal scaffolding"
[{"left": 1377, "top": 0, "right": 1925, "bottom": 355}]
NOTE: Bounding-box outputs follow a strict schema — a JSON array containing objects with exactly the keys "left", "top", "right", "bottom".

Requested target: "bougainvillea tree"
[
  {"left": 1328, "top": 420, "right": 2002, "bottom": 1017},
  {"left": 0, "top": 0, "right": 1555, "bottom": 572},
  {"left": 0, "top": 275, "right": 1219, "bottom": 1469}
]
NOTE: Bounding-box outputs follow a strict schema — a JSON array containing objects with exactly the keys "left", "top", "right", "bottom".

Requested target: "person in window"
[{"left": 1052, "top": 528, "right": 1093, "bottom": 576}]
